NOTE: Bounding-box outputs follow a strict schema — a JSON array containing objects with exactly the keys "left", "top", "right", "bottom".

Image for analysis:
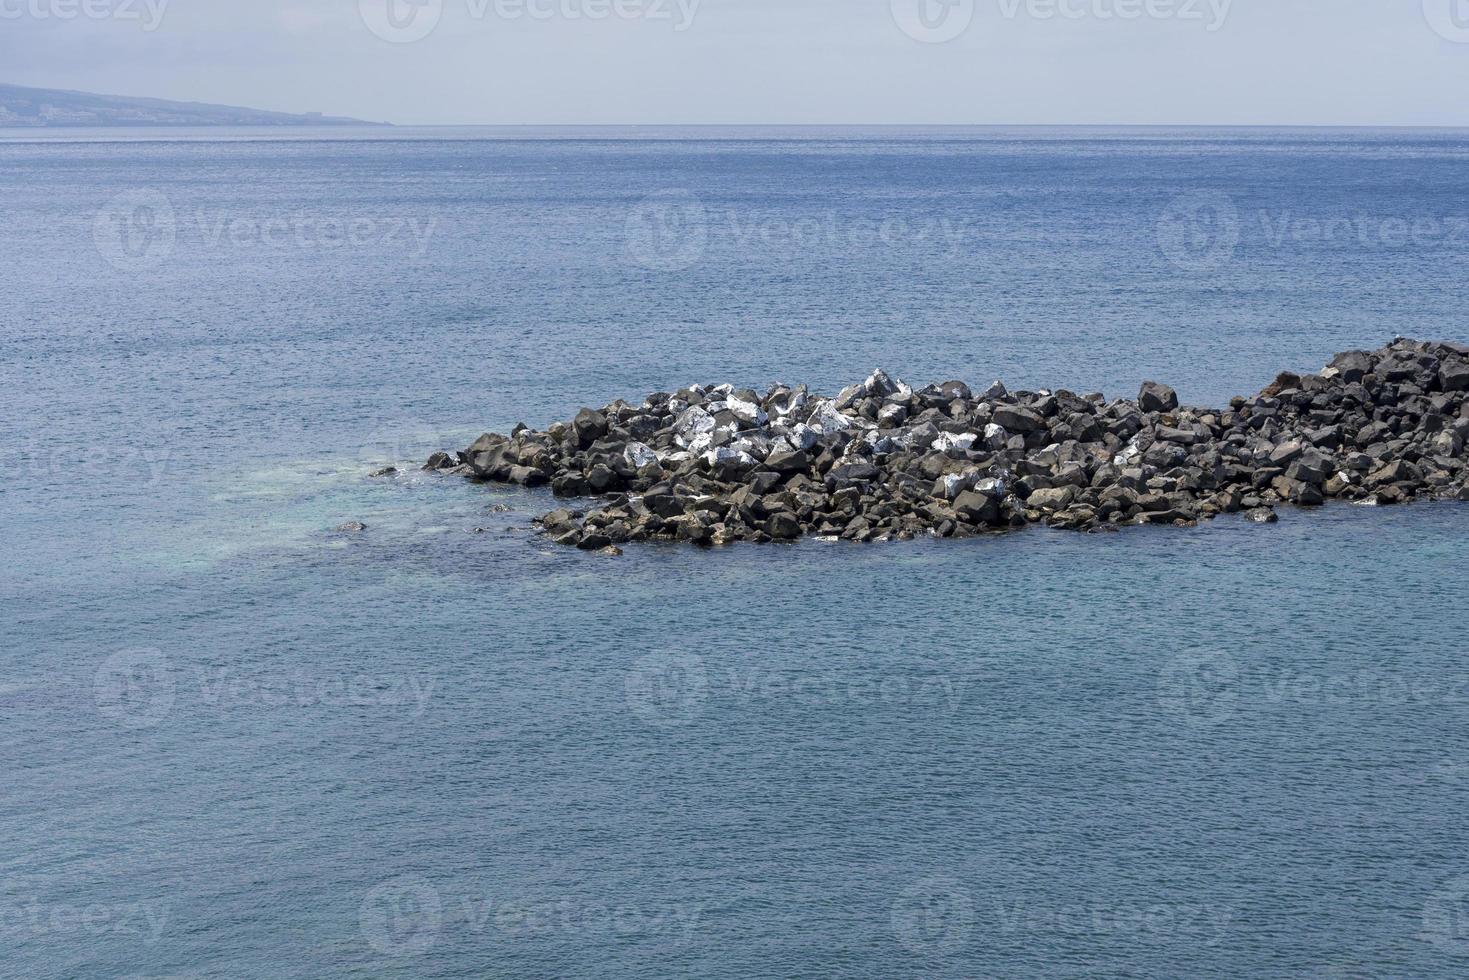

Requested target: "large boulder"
[
  {"left": 807, "top": 401, "right": 854, "bottom": 437},
  {"left": 1330, "top": 350, "right": 1374, "bottom": 383},
  {"left": 727, "top": 396, "right": 767, "bottom": 427},
  {"left": 1026, "top": 486, "right": 1079, "bottom": 511},
  {"left": 952, "top": 489, "right": 1000, "bottom": 525},
  {"left": 1138, "top": 381, "right": 1179, "bottom": 414},
  {"left": 992, "top": 406, "right": 1045, "bottom": 433},
  {"left": 624, "top": 442, "right": 659, "bottom": 469},
  {"left": 571, "top": 408, "right": 608, "bottom": 446},
  {"left": 1440, "top": 360, "right": 1469, "bottom": 392}
]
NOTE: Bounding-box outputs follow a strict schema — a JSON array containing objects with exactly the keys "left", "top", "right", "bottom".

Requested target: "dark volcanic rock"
[
  {"left": 425, "top": 341, "right": 1469, "bottom": 548},
  {"left": 1138, "top": 381, "right": 1179, "bottom": 414}
]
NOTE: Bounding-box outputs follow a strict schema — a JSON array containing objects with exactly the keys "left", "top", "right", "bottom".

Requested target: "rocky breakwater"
[{"left": 424, "top": 339, "right": 1469, "bottom": 549}]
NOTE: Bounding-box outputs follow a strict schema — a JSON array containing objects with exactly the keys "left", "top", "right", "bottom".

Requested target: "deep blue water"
[{"left": 3, "top": 126, "right": 1469, "bottom": 978}]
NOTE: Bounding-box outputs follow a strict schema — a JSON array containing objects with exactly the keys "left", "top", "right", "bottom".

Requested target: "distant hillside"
[{"left": 0, "top": 83, "right": 386, "bottom": 127}]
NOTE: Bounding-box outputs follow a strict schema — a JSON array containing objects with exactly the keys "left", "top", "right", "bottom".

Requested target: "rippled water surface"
[{"left": 3, "top": 126, "right": 1469, "bottom": 978}]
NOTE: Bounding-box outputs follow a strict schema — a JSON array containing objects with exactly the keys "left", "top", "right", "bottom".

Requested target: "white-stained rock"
[
  {"left": 807, "top": 401, "right": 854, "bottom": 436},
  {"left": 864, "top": 368, "right": 898, "bottom": 398},
  {"left": 728, "top": 397, "right": 768, "bottom": 427},
  {"left": 933, "top": 433, "right": 978, "bottom": 454},
  {"left": 624, "top": 442, "right": 659, "bottom": 468}
]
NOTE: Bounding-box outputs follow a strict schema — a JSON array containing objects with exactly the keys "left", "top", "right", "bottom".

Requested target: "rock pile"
[{"left": 425, "top": 339, "right": 1469, "bottom": 549}]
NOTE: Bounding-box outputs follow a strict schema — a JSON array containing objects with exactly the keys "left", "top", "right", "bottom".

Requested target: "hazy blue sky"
[{"left": 2, "top": 0, "right": 1467, "bottom": 124}]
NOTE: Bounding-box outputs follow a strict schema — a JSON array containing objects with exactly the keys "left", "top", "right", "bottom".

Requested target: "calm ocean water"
[{"left": 3, "top": 126, "right": 1469, "bottom": 978}]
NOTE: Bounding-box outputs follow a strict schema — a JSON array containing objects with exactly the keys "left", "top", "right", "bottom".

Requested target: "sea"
[{"left": 2, "top": 125, "right": 1468, "bottom": 978}]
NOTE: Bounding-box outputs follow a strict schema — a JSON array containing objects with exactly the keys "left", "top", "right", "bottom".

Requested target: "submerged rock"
[{"left": 424, "top": 338, "right": 1469, "bottom": 549}]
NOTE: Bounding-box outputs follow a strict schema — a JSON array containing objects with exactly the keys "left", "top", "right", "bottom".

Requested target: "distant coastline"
[{"left": 0, "top": 83, "right": 386, "bottom": 128}]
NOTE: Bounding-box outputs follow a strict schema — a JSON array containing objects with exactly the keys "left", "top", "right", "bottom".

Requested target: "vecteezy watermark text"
[
  {"left": 94, "top": 649, "right": 437, "bottom": 729},
  {"left": 0, "top": 889, "right": 170, "bottom": 945},
  {"left": 890, "top": 876, "right": 1232, "bottom": 955},
  {"left": 1157, "top": 650, "right": 1469, "bottom": 727},
  {"left": 359, "top": 0, "right": 701, "bottom": 44},
  {"left": 1158, "top": 191, "right": 1469, "bottom": 272},
  {"left": 93, "top": 190, "right": 440, "bottom": 272},
  {"left": 625, "top": 190, "right": 972, "bottom": 271},
  {"left": 624, "top": 652, "right": 970, "bottom": 728},
  {"left": 359, "top": 877, "right": 701, "bottom": 956},
  {"left": 0, "top": 0, "right": 168, "bottom": 30},
  {"left": 891, "top": 0, "right": 1232, "bottom": 43}
]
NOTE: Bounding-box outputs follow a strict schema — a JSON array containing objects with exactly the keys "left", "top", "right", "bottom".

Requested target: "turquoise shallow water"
[{"left": 3, "top": 127, "right": 1469, "bottom": 978}]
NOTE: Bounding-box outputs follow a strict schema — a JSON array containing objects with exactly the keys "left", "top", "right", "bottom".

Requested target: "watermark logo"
[
  {"left": 625, "top": 190, "right": 708, "bottom": 272},
  {"left": 360, "top": 0, "right": 443, "bottom": 42},
  {"left": 0, "top": 0, "right": 169, "bottom": 31},
  {"left": 891, "top": 0, "right": 975, "bottom": 43},
  {"left": 891, "top": 877, "right": 976, "bottom": 954},
  {"left": 1157, "top": 191, "right": 1240, "bottom": 272},
  {"left": 1156, "top": 649, "right": 1239, "bottom": 727},
  {"left": 93, "top": 189, "right": 176, "bottom": 272},
  {"left": 94, "top": 649, "right": 175, "bottom": 729},
  {"left": 1424, "top": 0, "right": 1469, "bottom": 42},
  {"left": 356, "top": 419, "right": 450, "bottom": 471},
  {"left": 1422, "top": 875, "right": 1469, "bottom": 954},
  {"left": 625, "top": 652, "right": 709, "bottom": 728},
  {"left": 361, "top": 877, "right": 443, "bottom": 956}
]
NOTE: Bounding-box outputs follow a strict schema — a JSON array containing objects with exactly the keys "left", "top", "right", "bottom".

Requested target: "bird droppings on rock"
[{"left": 422, "top": 339, "right": 1469, "bottom": 549}]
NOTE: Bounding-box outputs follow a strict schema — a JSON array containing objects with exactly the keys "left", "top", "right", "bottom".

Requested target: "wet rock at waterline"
[{"left": 421, "top": 339, "right": 1469, "bottom": 548}]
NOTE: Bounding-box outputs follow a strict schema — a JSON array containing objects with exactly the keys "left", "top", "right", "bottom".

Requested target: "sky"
[{"left": 1, "top": 0, "right": 1468, "bottom": 125}]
